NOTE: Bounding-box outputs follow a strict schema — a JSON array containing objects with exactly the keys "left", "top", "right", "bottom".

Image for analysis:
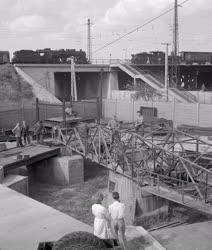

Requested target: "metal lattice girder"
[{"left": 57, "top": 123, "right": 212, "bottom": 211}]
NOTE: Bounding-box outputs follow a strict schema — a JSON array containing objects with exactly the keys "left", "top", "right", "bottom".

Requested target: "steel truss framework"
[{"left": 56, "top": 123, "right": 212, "bottom": 214}]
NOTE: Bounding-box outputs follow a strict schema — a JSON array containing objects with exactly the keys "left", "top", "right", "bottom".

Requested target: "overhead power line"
[{"left": 93, "top": 0, "right": 190, "bottom": 54}]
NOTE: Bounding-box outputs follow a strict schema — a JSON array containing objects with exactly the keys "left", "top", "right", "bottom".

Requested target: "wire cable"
[{"left": 93, "top": 0, "right": 190, "bottom": 54}]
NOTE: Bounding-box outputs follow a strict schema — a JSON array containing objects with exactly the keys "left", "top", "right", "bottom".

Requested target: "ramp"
[
  {"left": 15, "top": 66, "right": 61, "bottom": 104},
  {"left": 0, "top": 185, "right": 92, "bottom": 250},
  {"left": 112, "top": 63, "right": 196, "bottom": 103}
]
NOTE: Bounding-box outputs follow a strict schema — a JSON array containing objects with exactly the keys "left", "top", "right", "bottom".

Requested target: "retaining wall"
[{"left": 103, "top": 99, "right": 212, "bottom": 127}]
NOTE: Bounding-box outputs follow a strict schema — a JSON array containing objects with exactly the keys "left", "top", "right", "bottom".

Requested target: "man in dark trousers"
[
  {"left": 34, "top": 121, "right": 45, "bottom": 144},
  {"left": 109, "top": 192, "right": 128, "bottom": 250},
  {"left": 12, "top": 123, "right": 23, "bottom": 147},
  {"left": 22, "top": 120, "right": 31, "bottom": 145}
]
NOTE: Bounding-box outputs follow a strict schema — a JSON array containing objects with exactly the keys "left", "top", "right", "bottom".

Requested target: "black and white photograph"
[{"left": 1, "top": 0, "right": 212, "bottom": 249}]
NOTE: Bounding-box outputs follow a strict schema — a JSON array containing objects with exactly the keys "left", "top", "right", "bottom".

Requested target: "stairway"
[{"left": 113, "top": 63, "right": 196, "bottom": 103}]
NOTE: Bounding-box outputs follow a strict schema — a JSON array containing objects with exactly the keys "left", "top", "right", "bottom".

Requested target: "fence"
[
  {"left": 103, "top": 99, "right": 212, "bottom": 127},
  {"left": 0, "top": 100, "right": 98, "bottom": 130}
]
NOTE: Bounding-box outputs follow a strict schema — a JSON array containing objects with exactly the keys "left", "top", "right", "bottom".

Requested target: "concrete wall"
[
  {"left": 189, "top": 91, "right": 212, "bottom": 104},
  {"left": 108, "top": 171, "right": 168, "bottom": 225},
  {"left": 103, "top": 99, "right": 212, "bottom": 127},
  {"left": 17, "top": 65, "right": 119, "bottom": 100},
  {"left": 29, "top": 155, "right": 84, "bottom": 186}
]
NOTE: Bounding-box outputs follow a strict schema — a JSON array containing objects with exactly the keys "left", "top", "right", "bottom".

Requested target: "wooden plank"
[
  {"left": 0, "top": 145, "right": 60, "bottom": 172},
  {"left": 143, "top": 185, "right": 212, "bottom": 215}
]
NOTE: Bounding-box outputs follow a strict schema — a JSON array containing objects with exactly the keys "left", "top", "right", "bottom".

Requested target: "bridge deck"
[{"left": 0, "top": 144, "right": 60, "bottom": 172}]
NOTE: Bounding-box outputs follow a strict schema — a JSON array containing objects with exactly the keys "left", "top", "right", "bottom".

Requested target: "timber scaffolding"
[{"left": 54, "top": 119, "right": 212, "bottom": 215}]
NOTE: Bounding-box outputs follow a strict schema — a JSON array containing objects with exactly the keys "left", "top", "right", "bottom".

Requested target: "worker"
[
  {"left": 65, "top": 106, "right": 73, "bottom": 117},
  {"left": 135, "top": 110, "right": 144, "bottom": 134},
  {"left": 22, "top": 120, "right": 31, "bottom": 145},
  {"left": 201, "top": 83, "right": 206, "bottom": 92},
  {"left": 109, "top": 192, "right": 128, "bottom": 250},
  {"left": 92, "top": 192, "right": 110, "bottom": 240},
  {"left": 12, "top": 122, "right": 23, "bottom": 147},
  {"left": 34, "top": 121, "right": 45, "bottom": 144},
  {"left": 107, "top": 115, "right": 120, "bottom": 143}
]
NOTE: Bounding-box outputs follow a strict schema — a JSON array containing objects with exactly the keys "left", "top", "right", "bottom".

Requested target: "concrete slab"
[
  {"left": 0, "top": 142, "right": 6, "bottom": 151},
  {"left": 0, "top": 185, "right": 92, "bottom": 250},
  {"left": 152, "top": 221, "right": 212, "bottom": 250},
  {"left": 2, "top": 174, "right": 28, "bottom": 195},
  {"left": 0, "top": 144, "right": 60, "bottom": 172},
  {"left": 126, "top": 226, "right": 166, "bottom": 250}
]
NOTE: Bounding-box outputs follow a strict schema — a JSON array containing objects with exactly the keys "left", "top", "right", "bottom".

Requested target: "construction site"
[{"left": 2, "top": 0, "right": 212, "bottom": 250}]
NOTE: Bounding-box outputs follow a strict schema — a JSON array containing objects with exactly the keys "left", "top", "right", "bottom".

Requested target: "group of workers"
[
  {"left": 107, "top": 110, "right": 144, "bottom": 137},
  {"left": 12, "top": 120, "right": 45, "bottom": 147},
  {"left": 92, "top": 191, "right": 128, "bottom": 250}
]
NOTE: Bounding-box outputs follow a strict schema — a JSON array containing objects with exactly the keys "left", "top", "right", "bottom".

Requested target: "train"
[
  {"left": 12, "top": 48, "right": 88, "bottom": 64},
  {"left": 131, "top": 51, "right": 165, "bottom": 65},
  {"left": 131, "top": 51, "right": 212, "bottom": 65},
  {"left": 0, "top": 51, "right": 10, "bottom": 64}
]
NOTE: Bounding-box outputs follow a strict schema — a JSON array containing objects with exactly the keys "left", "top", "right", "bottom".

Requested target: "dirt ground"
[
  {"left": 29, "top": 160, "right": 149, "bottom": 249},
  {"left": 29, "top": 160, "right": 109, "bottom": 226}
]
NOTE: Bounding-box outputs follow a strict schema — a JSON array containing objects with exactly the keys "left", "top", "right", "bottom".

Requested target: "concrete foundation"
[
  {"left": 136, "top": 191, "right": 169, "bottom": 218},
  {"left": 0, "top": 143, "right": 6, "bottom": 152},
  {"left": 2, "top": 174, "right": 28, "bottom": 195},
  {"left": 29, "top": 155, "right": 84, "bottom": 186},
  {"left": 108, "top": 171, "right": 168, "bottom": 225}
]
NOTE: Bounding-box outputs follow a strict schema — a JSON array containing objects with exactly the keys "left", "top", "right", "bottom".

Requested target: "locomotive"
[
  {"left": 131, "top": 51, "right": 165, "bottom": 65},
  {"left": 12, "top": 48, "right": 88, "bottom": 64}
]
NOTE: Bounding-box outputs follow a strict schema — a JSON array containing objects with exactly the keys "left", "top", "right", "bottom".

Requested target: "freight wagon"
[
  {"left": 180, "top": 51, "right": 212, "bottom": 65},
  {"left": 0, "top": 51, "right": 10, "bottom": 64}
]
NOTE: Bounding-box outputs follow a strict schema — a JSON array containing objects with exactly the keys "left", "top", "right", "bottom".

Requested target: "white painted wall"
[{"left": 103, "top": 99, "right": 212, "bottom": 127}]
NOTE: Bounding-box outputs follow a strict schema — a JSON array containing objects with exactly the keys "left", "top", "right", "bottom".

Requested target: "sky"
[{"left": 0, "top": 0, "right": 212, "bottom": 60}]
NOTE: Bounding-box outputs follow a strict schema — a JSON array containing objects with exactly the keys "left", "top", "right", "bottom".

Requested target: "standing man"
[
  {"left": 22, "top": 120, "right": 31, "bottom": 145},
  {"left": 107, "top": 115, "right": 120, "bottom": 144},
  {"left": 109, "top": 192, "right": 128, "bottom": 250},
  {"left": 12, "top": 123, "right": 23, "bottom": 147},
  {"left": 34, "top": 121, "right": 45, "bottom": 144},
  {"left": 135, "top": 110, "right": 144, "bottom": 135}
]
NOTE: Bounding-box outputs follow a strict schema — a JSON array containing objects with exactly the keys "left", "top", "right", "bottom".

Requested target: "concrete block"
[
  {"left": 0, "top": 143, "right": 6, "bottom": 152},
  {"left": 2, "top": 175, "right": 28, "bottom": 196},
  {"left": 0, "top": 166, "right": 4, "bottom": 183},
  {"left": 31, "top": 155, "right": 84, "bottom": 186}
]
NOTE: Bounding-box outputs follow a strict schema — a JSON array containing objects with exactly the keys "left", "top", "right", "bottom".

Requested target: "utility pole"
[
  {"left": 87, "top": 18, "right": 92, "bottom": 63},
  {"left": 162, "top": 43, "right": 170, "bottom": 101},
  {"left": 71, "top": 57, "right": 77, "bottom": 101},
  {"left": 171, "top": 0, "right": 179, "bottom": 88}
]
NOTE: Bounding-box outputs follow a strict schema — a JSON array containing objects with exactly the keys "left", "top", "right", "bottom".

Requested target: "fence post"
[
  {"left": 182, "top": 181, "right": 184, "bottom": 204},
  {"left": 196, "top": 102, "right": 200, "bottom": 126},
  {"left": 172, "top": 98, "right": 176, "bottom": 128},
  {"left": 115, "top": 99, "right": 118, "bottom": 117},
  {"left": 62, "top": 99, "right": 66, "bottom": 127},
  {"left": 132, "top": 99, "right": 135, "bottom": 122},
  {"left": 36, "top": 98, "right": 40, "bottom": 122}
]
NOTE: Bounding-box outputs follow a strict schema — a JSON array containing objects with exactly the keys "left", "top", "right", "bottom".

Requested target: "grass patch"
[
  {"left": 0, "top": 64, "right": 34, "bottom": 104},
  {"left": 29, "top": 160, "right": 109, "bottom": 226}
]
